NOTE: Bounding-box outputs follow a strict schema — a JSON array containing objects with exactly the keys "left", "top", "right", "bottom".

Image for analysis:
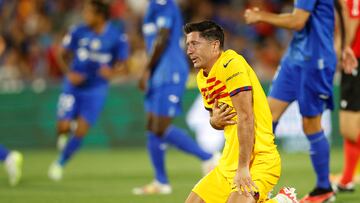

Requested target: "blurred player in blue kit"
[
  {"left": 48, "top": 0, "right": 129, "bottom": 181},
  {"left": 133, "top": 0, "right": 218, "bottom": 195}
]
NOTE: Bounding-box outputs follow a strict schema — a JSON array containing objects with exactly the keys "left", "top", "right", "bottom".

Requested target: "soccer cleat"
[
  {"left": 332, "top": 182, "right": 355, "bottom": 193},
  {"left": 300, "top": 187, "right": 335, "bottom": 203},
  {"left": 57, "top": 134, "right": 68, "bottom": 151},
  {"left": 132, "top": 180, "right": 172, "bottom": 195},
  {"left": 4, "top": 151, "right": 23, "bottom": 186},
  {"left": 48, "top": 161, "right": 63, "bottom": 181},
  {"left": 274, "top": 187, "right": 298, "bottom": 203},
  {"left": 201, "top": 152, "right": 221, "bottom": 175}
]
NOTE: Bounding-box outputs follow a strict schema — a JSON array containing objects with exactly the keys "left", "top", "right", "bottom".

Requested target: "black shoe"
[{"left": 300, "top": 187, "right": 336, "bottom": 203}]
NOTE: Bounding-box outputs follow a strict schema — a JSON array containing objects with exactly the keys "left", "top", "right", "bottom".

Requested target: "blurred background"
[
  {"left": 0, "top": 0, "right": 339, "bottom": 149},
  {"left": 0, "top": 1, "right": 356, "bottom": 202}
]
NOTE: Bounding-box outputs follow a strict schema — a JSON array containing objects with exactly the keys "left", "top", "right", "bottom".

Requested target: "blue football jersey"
[
  {"left": 285, "top": 0, "right": 337, "bottom": 66},
  {"left": 142, "top": 0, "right": 189, "bottom": 87},
  {"left": 62, "top": 22, "right": 129, "bottom": 91}
]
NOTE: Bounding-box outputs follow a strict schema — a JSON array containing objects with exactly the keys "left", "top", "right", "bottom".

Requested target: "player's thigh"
[
  {"left": 227, "top": 192, "right": 256, "bottom": 203},
  {"left": 185, "top": 192, "right": 205, "bottom": 203},
  {"left": 192, "top": 167, "right": 232, "bottom": 203},
  {"left": 250, "top": 153, "right": 281, "bottom": 202},
  {"left": 267, "top": 97, "right": 290, "bottom": 121},
  {"left": 57, "top": 92, "right": 77, "bottom": 122},
  {"left": 78, "top": 91, "right": 107, "bottom": 127},
  {"left": 340, "top": 110, "right": 360, "bottom": 141}
]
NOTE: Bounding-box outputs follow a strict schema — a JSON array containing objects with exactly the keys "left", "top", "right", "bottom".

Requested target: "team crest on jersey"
[{"left": 90, "top": 39, "right": 101, "bottom": 50}]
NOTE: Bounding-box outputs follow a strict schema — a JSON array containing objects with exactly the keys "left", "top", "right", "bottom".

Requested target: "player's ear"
[{"left": 212, "top": 40, "right": 220, "bottom": 52}]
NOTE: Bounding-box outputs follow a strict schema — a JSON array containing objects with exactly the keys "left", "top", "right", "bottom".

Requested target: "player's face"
[
  {"left": 82, "top": 3, "right": 97, "bottom": 27},
  {"left": 186, "top": 32, "right": 217, "bottom": 69}
]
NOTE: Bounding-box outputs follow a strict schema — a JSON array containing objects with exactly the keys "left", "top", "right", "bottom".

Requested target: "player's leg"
[
  {"left": 0, "top": 144, "right": 9, "bottom": 162},
  {"left": 227, "top": 192, "right": 256, "bottom": 203},
  {"left": 268, "top": 59, "right": 298, "bottom": 133},
  {"left": 57, "top": 116, "right": 89, "bottom": 167},
  {"left": 49, "top": 91, "right": 105, "bottom": 181},
  {"left": 0, "top": 144, "right": 23, "bottom": 186},
  {"left": 56, "top": 93, "right": 76, "bottom": 150},
  {"left": 299, "top": 63, "right": 335, "bottom": 202},
  {"left": 56, "top": 120, "right": 71, "bottom": 151},
  {"left": 185, "top": 192, "right": 205, "bottom": 203}
]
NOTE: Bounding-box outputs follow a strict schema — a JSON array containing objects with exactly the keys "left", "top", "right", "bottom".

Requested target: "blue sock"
[
  {"left": 147, "top": 132, "right": 168, "bottom": 184},
  {"left": 58, "top": 135, "right": 83, "bottom": 167},
  {"left": 272, "top": 121, "right": 279, "bottom": 134},
  {"left": 163, "top": 125, "right": 212, "bottom": 161},
  {"left": 0, "top": 144, "right": 9, "bottom": 161},
  {"left": 306, "top": 131, "right": 331, "bottom": 189}
]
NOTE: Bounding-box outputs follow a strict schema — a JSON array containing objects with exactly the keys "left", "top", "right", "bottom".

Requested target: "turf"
[{"left": 0, "top": 148, "right": 359, "bottom": 203}]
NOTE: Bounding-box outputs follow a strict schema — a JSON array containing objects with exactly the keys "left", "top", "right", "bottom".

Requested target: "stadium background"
[{"left": 0, "top": 0, "right": 357, "bottom": 203}]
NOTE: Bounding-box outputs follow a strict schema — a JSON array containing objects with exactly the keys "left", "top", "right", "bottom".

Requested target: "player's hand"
[
  {"left": 138, "top": 70, "right": 150, "bottom": 91},
  {"left": 233, "top": 167, "right": 258, "bottom": 197},
  {"left": 341, "top": 46, "right": 358, "bottom": 74},
  {"left": 244, "top": 7, "right": 261, "bottom": 24},
  {"left": 67, "top": 71, "right": 85, "bottom": 86},
  {"left": 210, "top": 99, "right": 237, "bottom": 130},
  {"left": 99, "top": 65, "right": 113, "bottom": 80}
]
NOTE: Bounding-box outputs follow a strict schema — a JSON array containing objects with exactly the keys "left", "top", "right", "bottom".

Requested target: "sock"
[
  {"left": 272, "top": 121, "right": 279, "bottom": 134},
  {"left": 58, "top": 135, "right": 83, "bottom": 167},
  {"left": 306, "top": 131, "right": 331, "bottom": 189},
  {"left": 163, "top": 125, "right": 212, "bottom": 161},
  {"left": 147, "top": 132, "right": 168, "bottom": 184},
  {"left": 0, "top": 144, "right": 9, "bottom": 161},
  {"left": 340, "top": 135, "right": 360, "bottom": 185}
]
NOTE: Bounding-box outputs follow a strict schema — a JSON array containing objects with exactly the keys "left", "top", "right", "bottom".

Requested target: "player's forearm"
[
  {"left": 237, "top": 114, "right": 254, "bottom": 168},
  {"left": 57, "top": 49, "right": 72, "bottom": 73},
  {"left": 112, "top": 61, "right": 128, "bottom": 77},
  {"left": 259, "top": 12, "right": 304, "bottom": 31},
  {"left": 147, "top": 29, "right": 170, "bottom": 71}
]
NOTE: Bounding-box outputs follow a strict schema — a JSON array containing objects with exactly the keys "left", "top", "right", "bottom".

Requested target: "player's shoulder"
[{"left": 218, "top": 49, "right": 246, "bottom": 69}]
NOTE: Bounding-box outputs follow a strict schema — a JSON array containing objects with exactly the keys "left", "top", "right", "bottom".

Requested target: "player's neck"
[
  {"left": 203, "top": 52, "right": 222, "bottom": 75},
  {"left": 92, "top": 21, "right": 107, "bottom": 34}
]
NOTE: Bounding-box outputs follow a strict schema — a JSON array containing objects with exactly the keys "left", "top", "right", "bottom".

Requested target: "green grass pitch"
[{"left": 0, "top": 148, "right": 359, "bottom": 203}]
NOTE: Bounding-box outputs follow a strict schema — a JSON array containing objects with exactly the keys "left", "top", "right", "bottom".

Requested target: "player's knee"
[
  {"left": 150, "top": 127, "right": 166, "bottom": 137},
  {"left": 302, "top": 116, "right": 322, "bottom": 135},
  {"left": 57, "top": 121, "right": 71, "bottom": 133}
]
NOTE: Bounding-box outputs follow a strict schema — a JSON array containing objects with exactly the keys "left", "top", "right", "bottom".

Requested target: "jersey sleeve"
[
  {"left": 219, "top": 56, "right": 252, "bottom": 97},
  {"left": 347, "top": 0, "right": 360, "bottom": 18},
  {"left": 62, "top": 26, "right": 79, "bottom": 51},
  {"left": 116, "top": 33, "right": 129, "bottom": 61},
  {"left": 295, "top": 0, "right": 317, "bottom": 12}
]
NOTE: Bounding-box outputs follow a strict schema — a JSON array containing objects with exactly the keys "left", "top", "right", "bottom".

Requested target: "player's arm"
[
  {"left": 244, "top": 7, "right": 310, "bottom": 31},
  {"left": 209, "top": 100, "right": 236, "bottom": 130},
  {"left": 139, "top": 28, "right": 170, "bottom": 91},
  {"left": 56, "top": 44, "right": 85, "bottom": 86},
  {"left": 99, "top": 33, "right": 130, "bottom": 80},
  {"left": 231, "top": 90, "right": 258, "bottom": 196}
]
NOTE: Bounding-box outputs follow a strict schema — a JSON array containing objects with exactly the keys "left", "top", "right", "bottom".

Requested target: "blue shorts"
[
  {"left": 145, "top": 83, "right": 186, "bottom": 117},
  {"left": 269, "top": 58, "right": 335, "bottom": 117},
  {"left": 57, "top": 89, "right": 107, "bottom": 126}
]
